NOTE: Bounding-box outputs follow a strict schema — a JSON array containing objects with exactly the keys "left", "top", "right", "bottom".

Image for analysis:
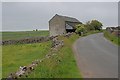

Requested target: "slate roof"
[
  {"left": 57, "top": 14, "right": 80, "bottom": 23},
  {"left": 48, "top": 14, "right": 80, "bottom": 23}
]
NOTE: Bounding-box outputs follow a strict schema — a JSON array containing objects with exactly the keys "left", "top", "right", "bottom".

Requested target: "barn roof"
[
  {"left": 49, "top": 14, "right": 81, "bottom": 23},
  {"left": 57, "top": 14, "right": 80, "bottom": 23}
]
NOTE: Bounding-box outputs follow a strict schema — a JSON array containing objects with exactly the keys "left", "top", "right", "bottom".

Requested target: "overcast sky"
[{"left": 2, "top": 2, "right": 118, "bottom": 31}]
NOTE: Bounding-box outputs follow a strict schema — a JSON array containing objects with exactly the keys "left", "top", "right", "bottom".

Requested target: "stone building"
[
  {"left": 106, "top": 26, "right": 120, "bottom": 37},
  {"left": 49, "top": 14, "right": 82, "bottom": 36}
]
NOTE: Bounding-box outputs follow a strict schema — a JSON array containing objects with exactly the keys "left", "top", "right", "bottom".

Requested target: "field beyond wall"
[{"left": 1, "top": 31, "right": 49, "bottom": 40}]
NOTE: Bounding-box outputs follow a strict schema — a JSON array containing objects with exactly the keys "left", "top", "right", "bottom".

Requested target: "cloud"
[
  {"left": 1, "top": 0, "right": 119, "bottom": 2},
  {"left": 2, "top": 2, "right": 118, "bottom": 31}
]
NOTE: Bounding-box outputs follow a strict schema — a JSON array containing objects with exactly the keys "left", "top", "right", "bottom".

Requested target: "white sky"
[
  {"left": 1, "top": 0, "right": 119, "bottom": 2},
  {"left": 1, "top": 0, "right": 119, "bottom": 31}
]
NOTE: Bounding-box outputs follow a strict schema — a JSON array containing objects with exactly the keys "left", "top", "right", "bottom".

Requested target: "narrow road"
[{"left": 73, "top": 33, "right": 118, "bottom": 78}]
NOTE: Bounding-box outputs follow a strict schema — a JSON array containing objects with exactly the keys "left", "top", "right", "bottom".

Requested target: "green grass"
[
  {"left": 82, "top": 30, "right": 103, "bottom": 36},
  {"left": 104, "top": 31, "right": 120, "bottom": 46},
  {"left": 0, "top": 46, "right": 2, "bottom": 79},
  {"left": 2, "top": 33, "right": 82, "bottom": 78},
  {"left": 2, "top": 30, "right": 105, "bottom": 79},
  {"left": 2, "top": 41, "right": 52, "bottom": 78},
  {"left": 22, "top": 34, "right": 81, "bottom": 78},
  {"left": 1, "top": 31, "right": 49, "bottom": 40},
  {"left": 2, "top": 30, "right": 104, "bottom": 79}
]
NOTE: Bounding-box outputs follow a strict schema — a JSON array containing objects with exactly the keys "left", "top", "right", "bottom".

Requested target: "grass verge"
[
  {"left": 0, "top": 31, "right": 1, "bottom": 79},
  {"left": 82, "top": 30, "right": 103, "bottom": 36},
  {"left": 104, "top": 31, "right": 120, "bottom": 46},
  {"left": 2, "top": 41, "right": 52, "bottom": 78}
]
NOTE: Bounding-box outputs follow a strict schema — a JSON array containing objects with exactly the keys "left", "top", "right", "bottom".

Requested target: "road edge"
[{"left": 72, "top": 38, "right": 83, "bottom": 77}]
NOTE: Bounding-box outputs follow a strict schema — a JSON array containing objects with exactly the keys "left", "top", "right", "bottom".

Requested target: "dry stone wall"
[{"left": 1, "top": 37, "right": 52, "bottom": 45}]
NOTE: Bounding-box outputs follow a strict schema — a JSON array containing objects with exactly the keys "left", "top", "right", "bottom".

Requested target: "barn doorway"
[{"left": 65, "top": 22, "right": 76, "bottom": 33}]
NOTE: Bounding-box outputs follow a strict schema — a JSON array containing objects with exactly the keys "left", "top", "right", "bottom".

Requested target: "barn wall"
[{"left": 49, "top": 15, "right": 66, "bottom": 36}]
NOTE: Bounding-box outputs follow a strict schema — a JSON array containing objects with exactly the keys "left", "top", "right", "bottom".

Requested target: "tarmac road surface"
[{"left": 73, "top": 33, "right": 118, "bottom": 78}]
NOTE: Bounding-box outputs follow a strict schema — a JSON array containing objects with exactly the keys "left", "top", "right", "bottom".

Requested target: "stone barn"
[{"left": 49, "top": 14, "right": 82, "bottom": 36}]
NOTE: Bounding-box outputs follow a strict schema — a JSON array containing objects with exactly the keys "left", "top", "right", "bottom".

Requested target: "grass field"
[
  {"left": 2, "top": 33, "right": 82, "bottom": 78},
  {"left": 104, "top": 31, "right": 120, "bottom": 46},
  {"left": 2, "top": 31, "right": 49, "bottom": 40},
  {"left": 2, "top": 41, "right": 52, "bottom": 78}
]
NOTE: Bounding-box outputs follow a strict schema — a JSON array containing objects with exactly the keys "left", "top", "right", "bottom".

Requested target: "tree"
[
  {"left": 75, "top": 20, "right": 103, "bottom": 36},
  {"left": 86, "top": 21, "right": 95, "bottom": 31},
  {"left": 75, "top": 24, "right": 86, "bottom": 36},
  {"left": 90, "top": 20, "right": 103, "bottom": 31},
  {"left": 36, "top": 29, "right": 38, "bottom": 31}
]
